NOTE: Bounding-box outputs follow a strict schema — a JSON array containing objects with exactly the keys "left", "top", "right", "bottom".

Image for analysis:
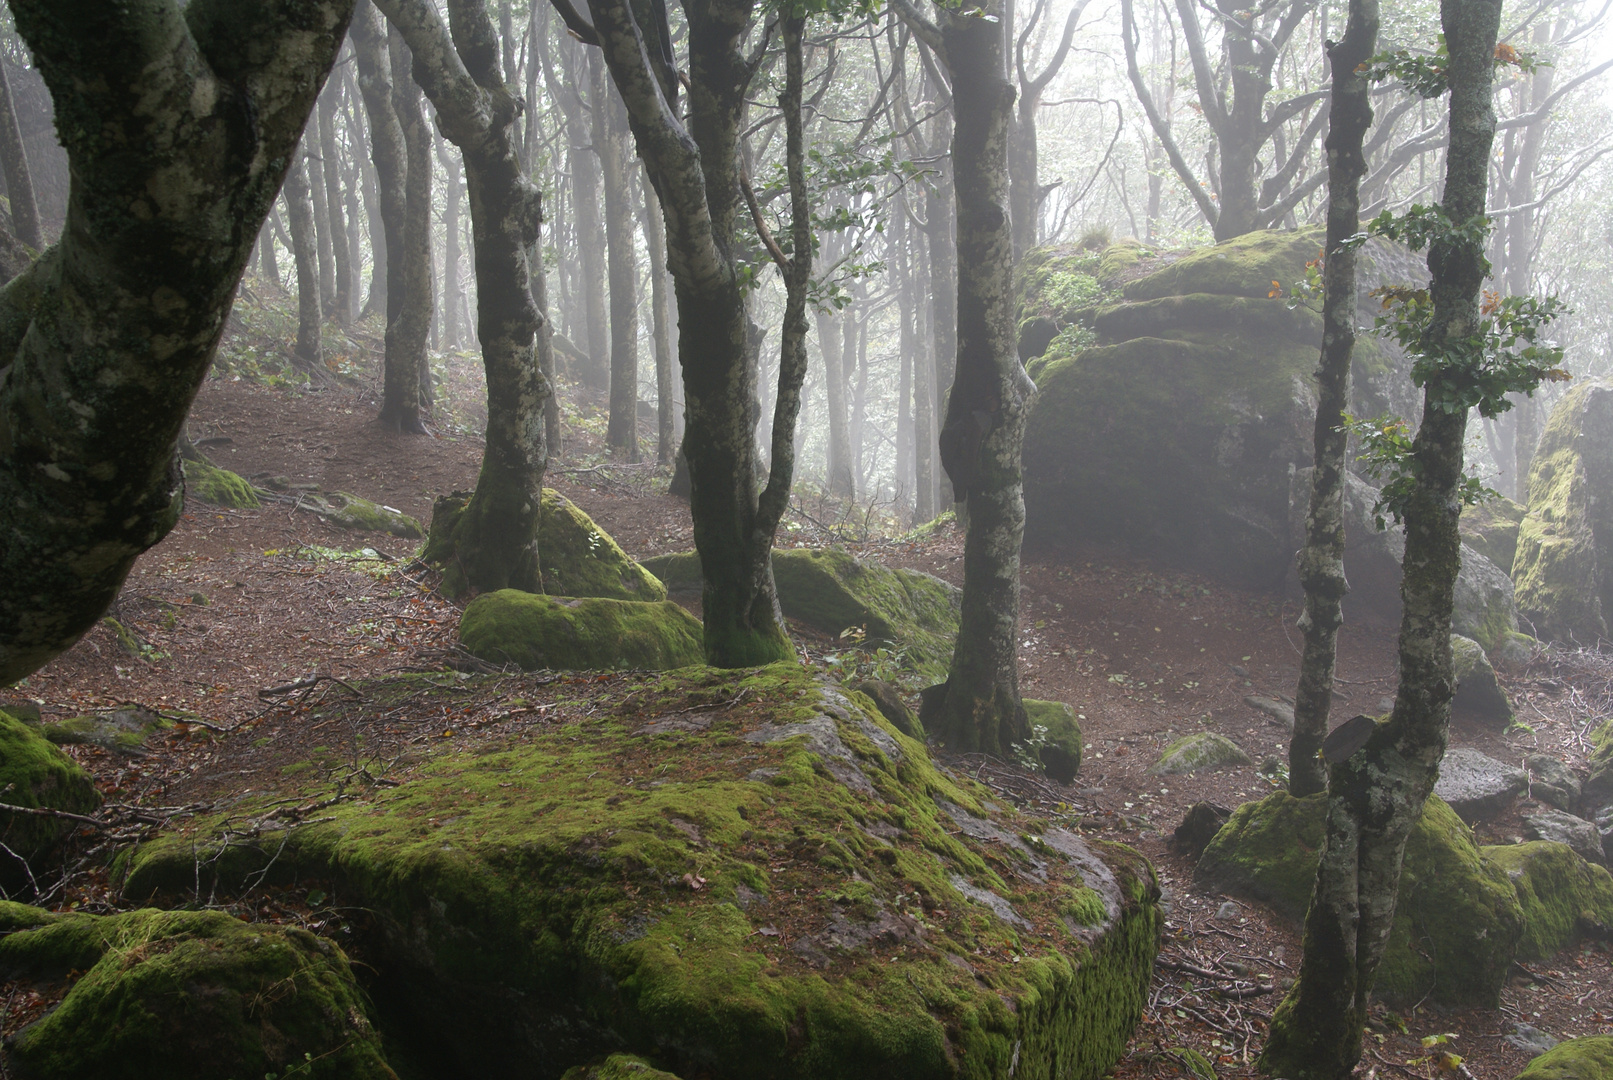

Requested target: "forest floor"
[{"left": 7, "top": 302, "right": 1613, "bottom": 1079}]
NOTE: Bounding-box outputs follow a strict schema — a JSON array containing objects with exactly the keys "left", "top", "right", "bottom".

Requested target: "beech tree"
[{"left": 0, "top": 0, "right": 355, "bottom": 687}]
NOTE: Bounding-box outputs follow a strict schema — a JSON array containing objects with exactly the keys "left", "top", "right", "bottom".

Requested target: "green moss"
[
  {"left": 1024, "top": 700, "right": 1081, "bottom": 783},
  {"left": 563, "top": 1055, "right": 685, "bottom": 1080},
  {"left": 1516, "top": 1035, "right": 1613, "bottom": 1080},
  {"left": 1481, "top": 842, "right": 1613, "bottom": 962},
  {"left": 1461, "top": 495, "right": 1526, "bottom": 573},
  {"left": 1450, "top": 634, "right": 1513, "bottom": 726},
  {"left": 41, "top": 710, "right": 172, "bottom": 755},
  {"left": 1197, "top": 793, "right": 1523, "bottom": 1006},
  {"left": 316, "top": 491, "right": 425, "bottom": 539},
  {"left": 0, "top": 711, "right": 100, "bottom": 880},
  {"left": 1122, "top": 227, "right": 1323, "bottom": 302},
  {"left": 1092, "top": 293, "right": 1321, "bottom": 346},
  {"left": 458, "top": 591, "right": 704, "bottom": 671},
  {"left": 181, "top": 458, "right": 260, "bottom": 508},
  {"left": 2, "top": 908, "right": 394, "bottom": 1079},
  {"left": 1096, "top": 240, "right": 1149, "bottom": 283},
  {"left": 122, "top": 664, "right": 1162, "bottom": 1080},
  {"left": 1149, "top": 733, "right": 1251, "bottom": 775}
]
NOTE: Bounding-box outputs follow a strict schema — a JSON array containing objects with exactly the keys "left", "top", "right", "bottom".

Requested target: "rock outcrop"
[{"left": 458, "top": 591, "right": 704, "bottom": 671}]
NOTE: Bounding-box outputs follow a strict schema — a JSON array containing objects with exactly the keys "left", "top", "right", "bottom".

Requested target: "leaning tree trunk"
[
  {"left": 0, "top": 60, "right": 42, "bottom": 251},
  {"left": 379, "top": 0, "right": 551, "bottom": 595},
  {"left": 1285, "top": 0, "right": 1379, "bottom": 801},
  {"left": 0, "top": 0, "right": 353, "bottom": 686},
  {"left": 284, "top": 146, "right": 325, "bottom": 372},
  {"left": 913, "top": 0, "right": 1035, "bottom": 757},
  {"left": 1259, "top": 0, "right": 1502, "bottom": 1074}
]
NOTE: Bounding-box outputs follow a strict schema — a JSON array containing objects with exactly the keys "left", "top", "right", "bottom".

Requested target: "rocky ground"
[{"left": 5, "top": 300, "right": 1613, "bottom": 1079}]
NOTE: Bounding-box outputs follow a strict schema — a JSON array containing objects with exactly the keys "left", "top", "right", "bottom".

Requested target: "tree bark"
[
  {"left": 284, "top": 146, "right": 325, "bottom": 371},
  {"left": 638, "top": 167, "right": 677, "bottom": 465},
  {"left": 901, "top": 0, "right": 1035, "bottom": 756},
  {"left": 0, "top": 0, "right": 353, "bottom": 686},
  {"left": 0, "top": 61, "right": 42, "bottom": 251},
  {"left": 391, "top": 27, "right": 436, "bottom": 413},
  {"left": 595, "top": 56, "right": 640, "bottom": 460},
  {"left": 1285, "top": 0, "right": 1378, "bottom": 801},
  {"left": 306, "top": 112, "right": 337, "bottom": 312},
  {"left": 1007, "top": 0, "right": 1084, "bottom": 260},
  {"left": 558, "top": 39, "right": 609, "bottom": 389},
  {"left": 377, "top": 0, "right": 551, "bottom": 595},
  {"left": 1259, "top": 0, "right": 1502, "bottom": 1073},
  {"left": 438, "top": 130, "right": 465, "bottom": 350},
  {"left": 317, "top": 81, "right": 354, "bottom": 325}
]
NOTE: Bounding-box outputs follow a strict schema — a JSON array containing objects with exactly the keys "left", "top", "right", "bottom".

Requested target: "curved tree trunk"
[
  {"left": 1259, "top": 0, "right": 1501, "bottom": 1074},
  {"left": 0, "top": 0, "right": 354, "bottom": 686},
  {"left": 378, "top": 0, "right": 551, "bottom": 595},
  {"left": 1285, "top": 0, "right": 1378, "bottom": 801},
  {"left": 0, "top": 61, "right": 42, "bottom": 251},
  {"left": 284, "top": 146, "right": 324, "bottom": 371}
]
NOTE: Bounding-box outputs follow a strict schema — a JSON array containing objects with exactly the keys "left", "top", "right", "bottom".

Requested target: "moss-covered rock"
[
  {"left": 40, "top": 707, "right": 171, "bottom": 756},
  {"left": 1025, "top": 700, "right": 1083, "bottom": 783},
  {"left": 1516, "top": 1035, "right": 1613, "bottom": 1080},
  {"left": 459, "top": 591, "right": 704, "bottom": 671},
  {"left": 1196, "top": 793, "right": 1524, "bottom": 1006},
  {"left": 563, "top": 1055, "right": 685, "bottom": 1080},
  {"left": 306, "top": 490, "right": 424, "bottom": 539},
  {"left": 427, "top": 489, "right": 667, "bottom": 601},
  {"left": 1022, "top": 228, "right": 1428, "bottom": 590},
  {"left": 1462, "top": 495, "right": 1526, "bottom": 575},
  {"left": 641, "top": 548, "right": 961, "bottom": 684},
  {"left": 1482, "top": 842, "right": 1613, "bottom": 962},
  {"left": 181, "top": 458, "right": 260, "bottom": 509},
  {"left": 0, "top": 711, "right": 100, "bottom": 884},
  {"left": 1585, "top": 722, "right": 1613, "bottom": 810},
  {"left": 1149, "top": 733, "right": 1252, "bottom": 776},
  {"left": 0, "top": 904, "right": 393, "bottom": 1079},
  {"left": 1452, "top": 634, "right": 1514, "bottom": 727},
  {"left": 1514, "top": 381, "right": 1613, "bottom": 643},
  {"left": 121, "top": 664, "right": 1162, "bottom": 1080}
]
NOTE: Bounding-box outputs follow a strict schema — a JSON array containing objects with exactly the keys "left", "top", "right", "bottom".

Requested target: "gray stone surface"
[
  {"left": 1149, "top": 732, "right": 1253, "bottom": 776},
  {"left": 1524, "top": 809, "right": 1606, "bottom": 866},
  {"left": 1527, "top": 754, "right": 1582, "bottom": 813},
  {"left": 1451, "top": 633, "right": 1513, "bottom": 727},
  {"left": 1434, "top": 747, "right": 1528, "bottom": 823}
]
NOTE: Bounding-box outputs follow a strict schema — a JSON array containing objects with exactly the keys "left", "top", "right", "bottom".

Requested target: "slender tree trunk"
[
  {"left": 1259, "top": 0, "right": 1501, "bottom": 1074},
  {"left": 638, "top": 168, "right": 677, "bottom": 464},
  {"left": 561, "top": 41, "right": 608, "bottom": 389},
  {"left": 284, "top": 147, "right": 324, "bottom": 371},
  {"left": 318, "top": 82, "right": 353, "bottom": 325},
  {"left": 378, "top": 0, "right": 551, "bottom": 595},
  {"left": 925, "top": 105, "right": 958, "bottom": 507},
  {"left": 306, "top": 115, "right": 337, "bottom": 311},
  {"left": 914, "top": 208, "right": 937, "bottom": 523},
  {"left": 596, "top": 57, "right": 639, "bottom": 460},
  {"left": 895, "top": 193, "right": 915, "bottom": 513},
  {"left": 526, "top": 236, "right": 563, "bottom": 456},
  {"left": 0, "top": 0, "right": 354, "bottom": 685},
  {"left": 392, "top": 28, "right": 435, "bottom": 412},
  {"left": 438, "top": 131, "right": 464, "bottom": 349},
  {"left": 259, "top": 217, "right": 282, "bottom": 289},
  {"left": 815, "top": 307, "right": 854, "bottom": 499},
  {"left": 928, "top": 3, "right": 1034, "bottom": 757},
  {"left": 1285, "top": 2, "right": 1378, "bottom": 801},
  {"left": 0, "top": 61, "right": 41, "bottom": 251}
]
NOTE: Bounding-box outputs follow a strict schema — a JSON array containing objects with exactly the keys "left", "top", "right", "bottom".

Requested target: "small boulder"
[
  {"left": 181, "top": 458, "right": 260, "bottom": 509},
  {"left": 1149, "top": 733, "right": 1252, "bottom": 776},
  {"left": 1435, "top": 747, "right": 1529, "bottom": 823},
  {"left": 1460, "top": 495, "right": 1526, "bottom": 575},
  {"left": 1172, "top": 802, "right": 1232, "bottom": 857},
  {"left": 1493, "top": 631, "right": 1538, "bottom": 675},
  {"left": 1451, "top": 634, "right": 1514, "bottom": 727},
  {"left": 1244, "top": 695, "right": 1295, "bottom": 729},
  {"left": 1523, "top": 810, "right": 1605, "bottom": 866},
  {"left": 1507, "top": 1023, "right": 1561, "bottom": 1057},
  {"left": 850, "top": 680, "right": 922, "bottom": 741},
  {"left": 1024, "top": 699, "right": 1082, "bottom": 783},
  {"left": 0, "top": 711, "right": 101, "bottom": 885},
  {"left": 562, "top": 1056, "right": 683, "bottom": 1080},
  {"left": 316, "top": 490, "right": 424, "bottom": 538},
  {"left": 1516, "top": 1035, "right": 1613, "bottom": 1080},
  {"left": 0, "top": 906, "right": 395, "bottom": 1079},
  {"left": 1527, "top": 755, "right": 1582, "bottom": 813},
  {"left": 40, "top": 708, "right": 171, "bottom": 757},
  {"left": 1482, "top": 841, "right": 1613, "bottom": 962},
  {"left": 459, "top": 591, "right": 705, "bottom": 672}
]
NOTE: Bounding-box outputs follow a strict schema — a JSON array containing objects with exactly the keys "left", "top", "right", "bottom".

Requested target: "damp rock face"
[
  {"left": 1021, "top": 228, "right": 1422, "bottom": 591},
  {"left": 0, "top": 904, "right": 394, "bottom": 1080},
  {"left": 1513, "top": 381, "right": 1613, "bottom": 643},
  {"left": 1196, "top": 793, "right": 1524, "bottom": 1006},
  {"left": 1435, "top": 747, "right": 1529, "bottom": 823},
  {"left": 642, "top": 548, "right": 961, "bottom": 683},
  {"left": 123, "top": 664, "right": 1162, "bottom": 1080},
  {"left": 458, "top": 591, "right": 705, "bottom": 671}
]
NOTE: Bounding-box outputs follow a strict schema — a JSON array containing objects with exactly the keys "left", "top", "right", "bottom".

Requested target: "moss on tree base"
[{"left": 120, "top": 664, "right": 1161, "bottom": 1080}]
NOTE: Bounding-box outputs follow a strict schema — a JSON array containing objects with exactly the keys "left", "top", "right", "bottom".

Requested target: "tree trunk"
[
  {"left": 0, "top": 61, "right": 42, "bottom": 250},
  {"left": 638, "top": 168, "right": 677, "bottom": 465},
  {"left": 0, "top": 0, "right": 353, "bottom": 686},
  {"left": 815, "top": 307, "right": 854, "bottom": 499},
  {"left": 438, "top": 131, "right": 464, "bottom": 350},
  {"left": 306, "top": 114, "right": 337, "bottom": 312},
  {"left": 378, "top": 0, "right": 551, "bottom": 595},
  {"left": 1285, "top": 0, "right": 1378, "bottom": 802},
  {"left": 595, "top": 56, "right": 640, "bottom": 460},
  {"left": 928, "top": 1, "right": 1034, "bottom": 756},
  {"left": 559, "top": 40, "right": 608, "bottom": 389},
  {"left": 1259, "top": 0, "right": 1502, "bottom": 1074},
  {"left": 284, "top": 146, "right": 325, "bottom": 371},
  {"left": 317, "top": 82, "right": 354, "bottom": 325},
  {"left": 391, "top": 27, "right": 436, "bottom": 413}
]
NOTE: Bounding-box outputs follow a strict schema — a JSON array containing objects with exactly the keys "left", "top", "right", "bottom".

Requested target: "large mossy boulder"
[
  {"left": 1462, "top": 495, "right": 1526, "bottom": 574},
  {"left": 1022, "top": 228, "right": 1423, "bottom": 591},
  {"left": 0, "top": 903, "right": 393, "bottom": 1079},
  {"left": 1517, "top": 1035, "right": 1613, "bottom": 1080},
  {"left": 181, "top": 458, "right": 260, "bottom": 509},
  {"left": 1481, "top": 842, "right": 1613, "bottom": 962},
  {"left": 122, "top": 664, "right": 1162, "bottom": 1080},
  {"left": 1196, "top": 792, "right": 1524, "bottom": 1006},
  {"left": 0, "top": 710, "right": 100, "bottom": 880},
  {"left": 459, "top": 591, "right": 703, "bottom": 671},
  {"left": 426, "top": 489, "right": 666, "bottom": 601},
  {"left": 1514, "top": 381, "right": 1613, "bottom": 643},
  {"left": 641, "top": 548, "right": 961, "bottom": 683}
]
